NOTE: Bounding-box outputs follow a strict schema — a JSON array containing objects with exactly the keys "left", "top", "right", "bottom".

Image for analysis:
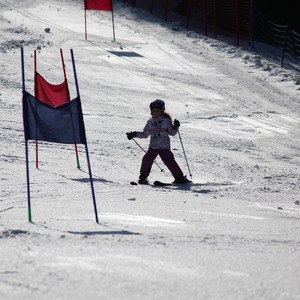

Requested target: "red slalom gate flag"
[
  {"left": 34, "top": 72, "right": 70, "bottom": 107},
  {"left": 84, "top": 0, "right": 112, "bottom": 11}
]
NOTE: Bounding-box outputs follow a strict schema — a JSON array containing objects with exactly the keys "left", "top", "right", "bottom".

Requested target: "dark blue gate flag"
[{"left": 22, "top": 91, "right": 87, "bottom": 144}]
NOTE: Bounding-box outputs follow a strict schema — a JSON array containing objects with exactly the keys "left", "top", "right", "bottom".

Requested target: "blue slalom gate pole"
[
  {"left": 70, "top": 49, "right": 99, "bottom": 223},
  {"left": 21, "top": 47, "right": 32, "bottom": 222}
]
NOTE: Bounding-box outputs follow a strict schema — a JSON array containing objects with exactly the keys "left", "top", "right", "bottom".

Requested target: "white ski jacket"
[{"left": 136, "top": 114, "right": 178, "bottom": 150}]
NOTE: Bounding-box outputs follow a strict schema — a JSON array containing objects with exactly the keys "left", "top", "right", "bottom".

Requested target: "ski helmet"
[{"left": 149, "top": 99, "right": 165, "bottom": 112}]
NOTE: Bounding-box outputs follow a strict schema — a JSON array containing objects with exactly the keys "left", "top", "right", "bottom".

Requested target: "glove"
[
  {"left": 173, "top": 119, "right": 180, "bottom": 130},
  {"left": 126, "top": 131, "right": 137, "bottom": 140}
]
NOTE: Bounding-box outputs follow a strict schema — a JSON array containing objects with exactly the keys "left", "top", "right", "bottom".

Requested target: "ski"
[
  {"left": 130, "top": 181, "right": 170, "bottom": 186},
  {"left": 130, "top": 181, "right": 171, "bottom": 186},
  {"left": 130, "top": 180, "right": 192, "bottom": 187},
  {"left": 153, "top": 180, "right": 173, "bottom": 186},
  {"left": 130, "top": 181, "right": 138, "bottom": 185},
  {"left": 153, "top": 181, "right": 193, "bottom": 186},
  {"left": 130, "top": 181, "right": 150, "bottom": 186}
]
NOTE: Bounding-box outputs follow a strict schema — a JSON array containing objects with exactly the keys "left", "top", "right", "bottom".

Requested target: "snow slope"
[{"left": 0, "top": 0, "right": 300, "bottom": 299}]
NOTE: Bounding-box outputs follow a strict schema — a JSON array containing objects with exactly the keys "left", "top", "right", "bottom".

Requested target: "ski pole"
[
  {"left": 177, "top": 129, "right": 193, "bottom": 179},
  {"left": 132, "top": 138, "right": 164, "bottom": 172}
]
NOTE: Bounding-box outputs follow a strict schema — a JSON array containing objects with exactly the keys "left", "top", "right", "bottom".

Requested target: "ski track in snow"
[{"left": 0, "top": 0, "right": 300, "bottom": 299}]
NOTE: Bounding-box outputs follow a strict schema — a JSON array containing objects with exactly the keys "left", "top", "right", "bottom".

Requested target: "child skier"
[{"left": 126, "top": 99, "right": 191, "bottom": 184}]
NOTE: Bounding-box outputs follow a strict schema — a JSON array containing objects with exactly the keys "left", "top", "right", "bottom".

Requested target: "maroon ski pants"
[{"left": 140, "top": 148, "right": 183, "bottom": 178}]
